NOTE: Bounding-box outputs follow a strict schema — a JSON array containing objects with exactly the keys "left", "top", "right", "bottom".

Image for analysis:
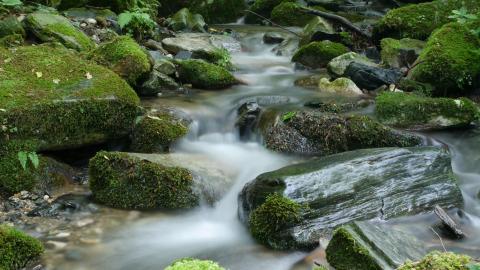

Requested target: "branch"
[
  {"left": 298, "top": 7, "right": 372, "bottom": 40},
  {"left": 244, "top": 10, "right": 301, "bottom": 37}
]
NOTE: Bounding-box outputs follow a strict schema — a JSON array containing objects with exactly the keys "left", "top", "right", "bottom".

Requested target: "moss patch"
[
  {"left": 0, "top": 225, "right": 44, "bottom": 270},
  {"left": 409, "top": 22, "right": 480, "bottom": 96},
  {"left": 292, "top": 41, "right": 349, "bottom": 69},
  {"left": 249, "top": 193, "right": 302, "bottom": 249},
  {"left": 189, "top": 0, "right": 247, "bottom": 24},
  {"left": 177, "top": 59, "right": 237, "bottom": 90},
  {"left": 90, "top": 36, "right": 151, "bottom": 85},
  {"left": 398, "top": 251, "right": 473, "bottom": 270},
  {"left": 89, "top": 151, "right": 199, "bottom": 209},
  {"left": 380, "top": 38, "right": 425, "bottom": 68},
  {"left": 270, "top": 2, "right": 315, "bottom": 27},
  {"left": 245, "top": 0, "right": 295, "bottom": 24},
  {"left": 165, "top": 258, "right": 225, "bottom": 270}
]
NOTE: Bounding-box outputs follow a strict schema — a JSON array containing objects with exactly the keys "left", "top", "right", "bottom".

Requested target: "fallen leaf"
[
  {"left": 53, "top": 79, "right": 60, "bottom": 84},
  {"left": 36, "top": 71, "right": 43, "bottom": 78},
  {"left": 85, "top": 72, "right": 93, "bottom": 80},
  {"left": 4, "top": 58, "right": 11, "bottom": 63}
]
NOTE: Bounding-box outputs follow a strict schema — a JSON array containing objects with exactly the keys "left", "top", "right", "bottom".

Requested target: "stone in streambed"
[
  {"left": 245, "top": 0, "right": 295, "bottom": 24},
  {"left": 138, "top": 71, "right": 179, "bottom": 96},
  {"left": 327, "top": 52, "right": 377, "bottom": 77},
  {"left": 344, "top": 62, "right": 403, "bottom": 90},
  {"left": 292, "top": 41, "right": 349, "bottom": 69},
  {"left": 318, "top": 77, "right": 363, "bottom": 96},
  {"left": 176, "top": 59, "right": 238, "bottom": 90},
  {"left": 380, "top": 38, "right": 424, "bottom": 69},
  {"left": 240, "top": 146, "right": 464, "bottom": 249},
  {"left": 326, "top": 221, "right": 427, "bottom": 270}
]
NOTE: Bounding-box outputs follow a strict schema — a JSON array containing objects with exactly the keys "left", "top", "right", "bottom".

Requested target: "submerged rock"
[
  {"left": 326, "top": 221, "right": 427, "bottom": 270},
  {"left": 292, "top": 41, "right": 349, "bottom": 69},
  {"left": 0, "top": 225, "right": 44, "bottom": 270},
  {"left": 240, "top": 147, "right": 464, "bottom": 249},
  {"left": 344, "top": 62, "right": 403, "bottom": 90},
  {"left": 376, "top": 92, "right": 479, "bottom": 130},
  {"left": 260, "top": 110, "right": 421, "bottom": 156}
]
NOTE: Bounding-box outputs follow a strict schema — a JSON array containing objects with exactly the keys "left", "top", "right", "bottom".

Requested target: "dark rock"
[
  {"left": 263, "top": 32, "right": 285, "bottom": 44},
  {"left": 138, "top": 71, "right": 180, "bottom": 96},
  {"left": 28, "top": 193, "right": 95, "bottom": 217},
  {"left": 344, "top": 62, "right": 404, "bottom": 90},
  {"left": 235, "top": 101, "right": 262, "bottom": 140}
]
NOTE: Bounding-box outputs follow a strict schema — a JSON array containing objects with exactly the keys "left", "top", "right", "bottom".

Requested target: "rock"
[
  {"left": 263, "top": 32, "right": 285, "bottom": 44},
  {"left": 236, "top": 101, "right": 262, "bottom": 140},
  {"left": 0, "top": 15, "right": 25, "bottom": 39},
  {"left": 409, "top": 22, "right": 480, "bottom": 96},
  {"left": 45, "top": 240, "right": 68, "bottom": 251},
  {"left": 344, "top": 62, "right": 403, "bottom": 90},
  {"left": 398, "top": 251, "right": 477, "bottom": 270},
  {"left": 292, "top": 41, "right": 349, "bottom": 69},
  {"left": 326, "top": 221, "right": 427, "bottom": 270},
  {"left": 130, "top": 112, "right": 188, "bottom": 153},
  {"left": 89, "top": 36, "right": 152, "bottom": 85},
  {"left": 375, "top": 92, "right": 478, "bottom": 130},
  {"left": 434, "top": 205, "right": 465, "bottom": 239},
  {"left": 380, "top": 38, "right": 425, "bottom": 68},
  {"left": 372, "top": 0, "right": 480, "bottom": 40},
  {"left": 327, "top": 52, "right": 377, "bottom": 77},
  {"left": 89, "top": 151, "right": 234, "bottom": 209},
  {"left": 272, "top": 37, "right": 299, "bottom": 56},
  {"left": 304, "top": 100, "right": 364, "bottom": 113},
  {"left": 260, "top": 110, "right": 421, "bottom": 155},
  {"left": 270, "top": 2, "right": 316, "bottom": 27},
  {"left": 300, "top": 17, "right": 334, "bottom": 46},
  {"left": 245, "top": 0, "right": 295, "bottom": 24},
  {"left": 295, "top": 73, "right": 330, "bottom": 89},
  {"left": 0, "top": 225, "right": 44, "bottom": 269},
  {"left": 63, "top": 7, "right": 117, "bottom": 21},
  {"left": 240, "top": 147, "right": 464, "bottom": 249},
  {"left": 167, "top": 8, "right": 206, "bottom": 32},
  {"left": 165, "top": 258, "right": 225, "bottom": 270},
  {"left": 28, "top": 194, "right": 94, "bottom": 217},
  {"left": 24, "top": 12, "right": 94, "bottom": 52},
  {"left": 188, "top": 0, "right": 247, "bottom": 24},
  {"left": 177, "top": 59, "right": 238, "bottom": 90},
  {"left": 0, "top": 44, "right": 139, "bottom": 194},
  {"left": 138, "top": 71, "right": 179, "bottom": 96},
  {"left": 153, "top": 58, "right": 176, "bottom": 76},
  {"left": 318, "top": 77, "right": 363, "bottom": 96}
]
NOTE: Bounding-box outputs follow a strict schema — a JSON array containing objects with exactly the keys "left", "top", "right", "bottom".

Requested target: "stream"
[{"left": 47, "top": 26, "right": 480, "bottom": 269}]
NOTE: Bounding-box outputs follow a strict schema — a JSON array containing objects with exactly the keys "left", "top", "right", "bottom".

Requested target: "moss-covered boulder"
[
  {"left": 326, "top": 221, "right": 427, "bottom": 270},
  {"left": 239, "top": 146, "right": 463, "bottom": 249},
  {"left": 177, "top": 59, "right": 238, "bottom": 89},
  {"left": 300, "top": 16, "right": 334, "bottom": 46},
  {"left": 167, "top": 8, "right": 206, "bottom": 32},
  {"left": 90, "top": 36, "right": 151, "bottom": 85},
  {"left": 245, "top": 0, "right": 295, "bottom": 24},
  {"left": 292, "top": 41, "right": 349, "bottom": 69},
  {"left": 189, "top": 0, "right": 247, "bottom": 24},
  {"left": 0, "top": 15, "right": 25, "bottom": 39},
  {"left": 380, "top": 38, "right": 425, "bottom": 68},
  {"left": 376, "top": 92, "right": 479, "bottom": 130},
  {"left": 318, "top": 77, "right": 363, "bottom": 96},
  {"left": 398, "top": 251, "right": 478, "bottom": 270},
  {"left": 409, "top": 22, "right": 480, "bottom": 96},
  {"left": 24, "top": 12, "right": 95, "bottom": 52},
  {"left": 89, "top": 151, "right": 199, "bottom": 210},
  {"left": 138, "top": 71, "right": 179, "bottom": 96},
  {"left": 165, "top": 258, "right": 226, "bottom": 270},
  {"left": 0, "top": 225, "right": 44, "bottom": 270},
  {"left": 260, "top": 110, "right": 421, "bottom": 155},
  {"left": 271, "top": 2, "right": 315, "bottom": 27},
  {"left": 372, "top": 0, "right": 480, "bottom": 40},
  {"left": 130, "top": 112, "right": 188, "bottom": 153},
  {"left": 0, "top": 44, "right": 139, "bottom": 151},
  {"left": 327, "top": 52, "right": 376, "bottom": 77}
]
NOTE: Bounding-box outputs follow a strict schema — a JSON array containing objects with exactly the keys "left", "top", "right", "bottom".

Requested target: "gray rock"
[
  {"left": 263, "top": 32, "right": 285, "bottom": 44},
  {"left": 162, "top": 32, "right": 241, "bottom": 55},
  {"left": 327, "top": 52, "right": 377, "bottom": 77},
  {"left": 318, "top": 77, "right": 363, "bottom": 96},
  {"left": 345, "top": 62, "right": 404, "bottom": 90},
  {"left": 240, "top": 147, "right": 464, "bottom": 249}
]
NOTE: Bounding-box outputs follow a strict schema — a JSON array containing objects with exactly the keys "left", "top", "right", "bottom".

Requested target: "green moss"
[
  {"left": 398, "top": 251, "right": 472, "bottom": 270},
  {"left": 396, "top": 78, "right": 433, "bottom": 96},
  {"left": 380, "top": 38, "right": 425, "bottom": 68},
  {"left": 90, "top": 35, "right": 151, "bottom": 85},
  {"left": 165, "top": 258, "right": 225, "bottom": 270},
  {"left": 24, "top": 12, "right": 95, "bottom": 52},
  {"left": 0, "top": 15, "right": 25, "bottom": 38},
  {"left": 373, "top": 0, "right": 480, "bottom": 40},
  {"left": 245, "top": 0, "right": 295, "bottom": 24},
  {"left": 0, "top": 44, "right": 140, "bottom": 151},
  {"left": 292, "top": 41, "right": 349, "bottom": 69},
  {"left": 0, "top": 225, "right": 44, "bottom": 270},
  {"left": 89, "top": 151, "right": 199, "bottom": 209},
  {"left": 177, "top": 59, "right": 237, "bottom": 90},
  {"left": 409, "top": 22, "right": 480, "bottom": 96},
  {"left": 300, "top": 16, "right": 334, "bottom": 46},
  {"left": 249, "top": 193, "right": 302, "bottom": 249},
  {"left": 0, "top": 141, "right": 38, "bottom": 195},
  {"left": 326, "top": 226, "right": 382, "bottom": 270},
  {"left": 189, "top": 0, "right": 247, "bottom": 24},
  {"left": 192, "top": 48, "right": 233, "bottom": 69},
  {"left": 270, "top": 2, "right": 315, "bottom": 27},
  {"left": 0, "top": 33, "right": 24, "bottom": 47},
  {"left": 130, "top": 113, "right": 188, "bottom": 153},
  {"left": 167, "top": 8, "right": 206, "bottom": 32},
  {"left": 376, "top": 92, "right": 479, "bottom": 129}
]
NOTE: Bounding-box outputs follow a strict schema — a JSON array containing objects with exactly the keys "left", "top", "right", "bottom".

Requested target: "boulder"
[
  {"left": 245, "top": 0, "right": 295, "bottom": 24},
  {"left": 318, "top": 77, "right": 363, "bottom": 96},
  {"left": 260, "top": 110, "right": 421, "bottom": 155},
  {"left": 292, "top": 41, "right": 349, "bottom": 69},
  {"left": 24, "top": 12, "right": 95, "bottom": 52},
  {"left": 263, "top": 32, "right": 285, "bottom": 44},
  {"left": 409, "top": 22, "right": 480, "bottom": 96},
  {"left": 89, "top": 36, "right": 151, "bottom": 85},
  {"left": 177, "top": 59, "right": 238, "bottom": 89},
  {"left": 153, "top": 58, "right": 177, "bottom": 76},
  {"left": 344, "top": 62, "right": 403, "bottom": 90},
  {"left": 236, "top": 101, "right": 262, "bottom": 140},
  {"left": 327, "top": 52, "right": 377, "bottom": 77},
  {"left": 165, "top": 258, "right": 226, "bottom": 270},
  {"left": 240, "top": 147, "right": 464, "bottom": 249},
  {"left": 167, "top": 8, "right": 206, "bottom": 32},
  {"left": 375, "top": 92, "right": 479, "bottom": 130},
  {"left": 326, "top": 221, "right": 427, "bottom": 270},
  {"left": 138, "top": 71, "right": 180, "bottom": 96},
  {"left": 189, "top": 0, "right": 247, "bottom": 24},
  {"left": 372, "top": 0, "right": 480, "bottom": 40},
  {"left": 299, "top": 16, "right": 334, "bottom": 45},
  {"left": 89, "top": 151, "right": 234, "bottom": 209},
  {"left": 0, "top": 225, "right": 44, "bottom": 270},
  {"left": 380, "top": 38, "right": 425, "bottom": 68},
  {"left": 270, "top": 2, "right": 316, "bottom": 27}
]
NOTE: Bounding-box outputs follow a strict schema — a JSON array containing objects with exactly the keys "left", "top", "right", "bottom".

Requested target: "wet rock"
[
  {"left": 318, "top": 77, "right": 363, "bottom": 96},
  {"left": 28, "top": 194, "right": 95, "bottom": 218},
  {"left": 294, "top": 73, "right": 330, "bottom": 89},
  {"left": 292, "top": 41, "right": 349, "bottom": 69},
  {"left": 263, "top": 32, "right": 285, "bottom": 44},
  {"left": 271, "top": 2, "right": 317, "bottom": 27},
  {"left": 376, "top": 92, "right": 479, "bottom": 130},
  {"left": 300, "top": 17, "right": 334, "bottom": 46},
  {"left": 236, "top": 101, "right": 262, "bottom": 140},
  {"left": 176, "top": 59, "right": 238, "bottom": 90},
  {"left": 344, "top": 62, "right": 403, "bottom": 90},
  {"left": 260, "top": 109, "right": 421, "bottom": 156},
  {"left": 166, "top": 8, "right": 206, "bottom": 32},
  {"left": 240, "top": 147, "right": 464, "bottom": 249},
  {"left": 272, "top": 37, "right": 299, "bottom": 56},
  {"left": 138, "top": 71, "right": 180, "bottom": 96},
  {"left": 63, "top": 7, "right": 117, "bottom": 21},
  {"left": 327, "top": 52, "right": 377, "bottom": 77},
  {"left": 326, "top": 221, "right": 427, "bottom": 270},
  {"left": 153, "top": 58, "right": 177, "bottom": 76},
  {"left": 25, "top": 12, "right": 94, "bottom": 51},
  {"left": 380, "top": 38, "right": 424, "bottom": 69}
]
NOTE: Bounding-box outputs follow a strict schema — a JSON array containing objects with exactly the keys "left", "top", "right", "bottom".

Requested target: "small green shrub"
[{"left": 118, "top": 7, "right": 156, "bottom": 40}]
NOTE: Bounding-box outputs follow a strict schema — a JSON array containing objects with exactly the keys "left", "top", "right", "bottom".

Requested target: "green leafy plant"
[
  {"left": 118, "top": 7, "right": 156, "bottom": 40},
  {"left": 0, "top": 0, "right": 22, "bottom": 6},
  {"left": 17, "top": 151, "right": 39, "bottom": 170},
  {"left": 449, "top": 8, "right": 480, "bottom": 37},
  {"left": 282, "top": 111, "right": 296, "bottom": 122}
]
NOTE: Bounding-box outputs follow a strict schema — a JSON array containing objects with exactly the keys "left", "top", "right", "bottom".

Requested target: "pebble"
[
  {"left": 75, "top": 218, "right": 95, "bottom": 228},
  {"left": 85, "top": 18, "right": 97, "bottom": 25},
  {"left": 45, "top": 240, "right": 67, "bottom": 250},
  {"left": 79, "top": 237, "right": 100, "bottom": 245}
]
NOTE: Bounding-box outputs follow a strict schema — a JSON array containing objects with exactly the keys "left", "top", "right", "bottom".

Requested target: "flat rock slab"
[
  {"left": 240, "top": 147, "right": 463, "bottom": 248},
  {"left": 162, "top": 33, "right": 241, "bottom": 55}
]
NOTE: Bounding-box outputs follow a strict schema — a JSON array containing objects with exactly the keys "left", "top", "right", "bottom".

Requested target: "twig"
[
  {"left": 244, "top": 10, "right": 301, "bottom": 37},
  {"left": 430, "top": 227, "right": 447, "bottom": 252},
  {"left": 298, "top": 7, "right": 371, "bottom": 40}
]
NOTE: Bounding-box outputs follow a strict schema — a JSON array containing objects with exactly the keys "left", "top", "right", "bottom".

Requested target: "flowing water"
[{"left": 49, "top": 26, "right": 480, "bottom": 269}]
